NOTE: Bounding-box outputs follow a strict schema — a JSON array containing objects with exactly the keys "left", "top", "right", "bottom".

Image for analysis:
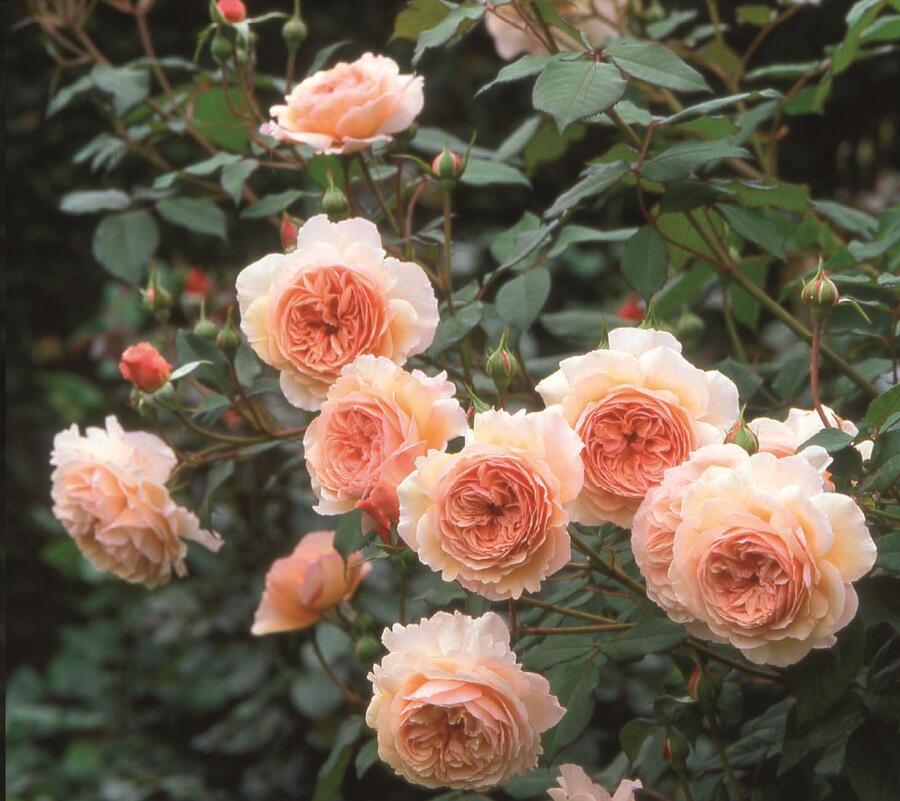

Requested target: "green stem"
[
  {"left": 705, "top": 0, "right": 724, "bottom": 43},
  {"left": 441, "top": 190, "right": 455, "bottom": 312},
  {"left": 569, "top": 530, "right": 647, "bottom": 596},
  {"left": 528, "top": 0, "right": 560, "bottom": 54},
  {"left": 722, "top": 283, "right": 749, "bottom": 363},
  {"left": 866, "top": 506, "right": 900, "bottom": 524},
  {"left": 674, "top": 766, "right": 697, "bottom": 801},
  {"left": 688, "top": 639, "right": 782, "bottom": 682},
  {"left": 310, "top": 634, "right": 365, "bottom": 706},
  {"left": 607, "top": 108, "right": 643, "bottom": 149},
  {"left": 517, "top": 596, "right": 620, "bottom": 625},
  {"left": 358, "top": 156, "right": 401, "bottom": 235},
  {"left": 706, "top": 708, "right": 746, "bottom": 801},
  {"left": 522, "top": 623, "right": 634, "bottom": 635}
]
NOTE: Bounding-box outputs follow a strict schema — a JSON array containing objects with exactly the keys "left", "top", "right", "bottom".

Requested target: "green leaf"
[
  {"left": 846, "top": 720, "right": 900, "bottom": 801},
  {"left": 642, "top": 140, "right": 750, "bottom": 182},
  {"left": 333, "top": 510, "right": 365, "bottom": 559},
  {"left": 737, "top": 4, "right": 774, "bottom": 25},
  {"left": 876, "top": 532, "right": 900, "bottom": 572},
  {"left": 221, "top": 159, "right": 258, "bottom": 205},
  {"left": 46, "top": 74, "right": 94, "bottom": 117},
  {"left": 597, "top": 618, "right": 687, "bottom": 661},
  {"left": 662, "top": 89, "right": 781, "bottom": 124},
  {"left": 801, "top": 428, "right": 855, "bottom": 453},
  {"left": 549, "top": 225, "right": 637, "bottom": 257},
  {"left": 175, "top": 331, "right": 231, "bottom": 394},
  {"left": 779, "top": 695, "right": 865, "bottom": 775},
  {"left": 716, "top": 357, "right": 764, "bottom": 401},
  {"left": 813, "top": 199, "right": 878, "bottom": 237},
  {"left": 305, "top": 41, "right": 351, "bottom": 78},
  {"left": 156, "top": 198, "right": 226, "bottom": 239},
  {"left": 533, "top": 60, "right": 626, "bottom": 131},
  {"left": 240, "top": 190, "right": 306, "bottom": 219},
  {"left": 864, "top": 385, "right": 900, "bottom": 432},
  {"left": 540, "top": 309, "right": 607, "bottom": 341},
  {"left": 60, "top": 190, "right": 131, "bottom": 215},
  {"left": 92, "top": 210, "right": 159, "bottom": 284},
  {"left": 520, "top": 634, "right": 596, "bottom": 670},
  {"left": 169, "top": 360, "right": 212, "bottom": 381},
  {"left": 461, "top": 158, "right": 530, "bottom": 187},
  {"left": 542, "top": 660, "right": 601, "bottom": 761},
  {"left": 545, "top": 161, "right": 628, "bottom": 217},
  {"left": 605, "top": 38, "right": 711, "bottom": 93},
  {"left": 477, "top": 53, "right": 571, "bottom": 96},
  {"left": 312, "top": 716, "right": 362, "bottom": 801},
  {"left": 201, "top": 459, "right": 234, "bottom": 523},
  {"left": 496, "top": 269, "right": 551, "bottom": 331},
  {"left": 621, "top": 226, "right": 668, "bottom": 301},
  {"left": 90, "top": 65, "right": 150, "bottom": 116},
  {"left": 620, "top": 718, "right": 655, "bottom": 762},
  {"left": 428, "top": 302, "right": 484, "bottom": 354},
  {"left": 413, "top": 3, "right": 483, "bottom": 64},
  {"left": 193, "top": 87, "right": 250, "bottom": 152},
  {"left": 354, "top": 739, "right": 379, "bottom": 779},
  {"left": 717, "top": 203, "right": 786, "bottom": 258},
  {"left": 392, "top": 0, "right": 449, "bottom": 41}
]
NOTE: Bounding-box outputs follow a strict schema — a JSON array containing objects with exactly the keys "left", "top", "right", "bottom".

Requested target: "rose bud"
[
  {"left": 119, "top": 343, "right": 172, "bottom": 394},
  {"left": 726, "top": 410, "right": 759, "bottom": 455},
  {"left": 356, "top": 481, "right": 401, "bottom": 545},
  {"left": 801, "top": 260, "right": 839, "bottom": 323},
  {"left": 282, "top": 6, "right": 308, "bottom": 53},
  {"left": 215, "top": 0, "right": 246, "bottom": 24},
  {"left": 616, "top": 293, "right": 644, "bottom": 322},
  {"left": 321, "top": 180, "right": 350, "bottom": 220},
  {"left": 432, "top": 148, "right": 464, "bottom": 190},
  {"left": 142, "top": 270, "right": 173, "bottom": 322},
  {"left": 216, "top": 307, "right": 242, "bottom": 360},
  {"left": 183, "top": 267, "right": 212, "bottom": 299},
  {"left": 280, "top": 214, "right": 299, "bottom": 252}
]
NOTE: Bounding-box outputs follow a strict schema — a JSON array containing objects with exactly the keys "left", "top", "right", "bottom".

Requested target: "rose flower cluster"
[{"left": 48, "top": 48, "right": 878, "bottom": 797}]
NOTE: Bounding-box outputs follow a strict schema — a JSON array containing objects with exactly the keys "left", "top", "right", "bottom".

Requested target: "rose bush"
[{"left": 12, "top": 1, "right": 900, "bottom": 800}]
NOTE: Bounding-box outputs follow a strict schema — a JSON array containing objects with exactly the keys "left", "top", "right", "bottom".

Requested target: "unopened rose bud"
[
  {"left": 119, "top": 343, "right": 172, "bottom": 393},
  {"left": 321, "top": 179, "right": 350, "bottom": 220},
  {"left": 726, "top": 409, "right": 759, "bottom": 455},
  {"left": 432, "top": 149, "right": 463, "bottom": 180},
  {"left": 688, "top": 666, "right": 702, "bottom": 700},
  {"left": 801, "top": 261, "right": 839, "bottom": 323},
  {"left": 616, "top": 293, "right": 644, "bottom": 322},
  {"left": 282, "top": 3, "right": 307, "bottom": 53},
  {"left": 183, "top": 267, "right": 212, "bottom": 298},
  {"left": 215, "top": 0, "right": 246, "bottom": 24},
  {"left": 355, "top": 634, "right": 381, "bottom": 662},
  {"left": 210, "top": 28, "right": 233, "bottom": 64},
  {"left": 194, "top": 317, "right": 219, "bottom": 341},
  {"left": 280, "top": 214, "right": 299, "bottom": 252},
  {"left": 153, "top": 381, "right": 177, "bottom": 409},
  {"left": 485, "top": 330, "right": 519, "bottom": 395},
  {"left": 217, "top": 307, "right": 242, "bottom": 360},
  {"left": 351, "top": 612, "right": 374, "bottom": 637},
  {"left": 662, "top": 737, "right": 673, "bottom": 764},
  {"left": 142, "top": 270, "right": 173, "bottom": 322}
]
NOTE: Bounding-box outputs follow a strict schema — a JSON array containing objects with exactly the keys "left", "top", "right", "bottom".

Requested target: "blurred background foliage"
[{"left": 6, "top": 1, "right": 900, "bottom": 800}]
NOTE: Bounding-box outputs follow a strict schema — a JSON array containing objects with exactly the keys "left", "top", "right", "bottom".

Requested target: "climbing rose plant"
[{"left": 28, "top": 1, "right": 900, "bottom": 800}]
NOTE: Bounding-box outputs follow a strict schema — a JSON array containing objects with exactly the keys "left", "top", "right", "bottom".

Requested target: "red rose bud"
[
  {"left": 801, "top": 261, "right": 839, "bottom": 323},
  {"left": 617, "top": 294, "right": 644, "bottom": 322},
  {"left": 119, "top": 343, "right": 172, "bottom": 393},
  {"left": 184, "top": 267, "right": 212, "bottom": 297},
  {"left": 216, "top": 0, "right": 246, "bottom": 23},
  {"left": 222, "top": 409, "right": 244, "bottom": 430},
  {"left": 280, "top": 215, "right": 299, "bottom": 252}
]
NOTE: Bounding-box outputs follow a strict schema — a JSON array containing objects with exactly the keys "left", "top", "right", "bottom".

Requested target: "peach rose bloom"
[
  {"left": 304, "top": 355, "right": 467, "bottom": 539},
  {"left": 262, "top": 53, "right": 424, "bottom": 154},
  {"left": 537, "top": 328, "right": 740, "bottom": 527},
  {"left": 366, "top": 611, "right": 564, "bottom": 790},
  {"left": 251, "top": 530, "right": 370, "bottom": 635},
  {"left": 750, "top": 405, "right": 873, "bottom": 462},
  {"left": 549, "top": 764, "right": 642, "bottom": 801},
  {"left": 236, "top": 215, "right": 438, "bottom": 411},
  {"left": 50, "top": 416, "right": 222, "bottom": 588},
  {"left": 632, "top": 444, "right": 751, "bottom": 623},
  {"left": 669, "top": 451, "right": 877, "bottom": 665},
  {"left": 481, "top": 0, "right": 628, "bottom": 60},
  {"left": 397, "top": 408, "right": 584, "bottom": 600},
  {"left": 119, "top": 342, "right": 171, "bottom": 393}
]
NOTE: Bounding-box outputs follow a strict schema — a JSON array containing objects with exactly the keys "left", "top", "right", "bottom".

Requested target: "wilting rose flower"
[
  {"left": 669, "top": 451, "right": 876, "bottom": 665},
  {"left": 50, "top": 416, "right": 222, "bottom": 588},
  {"left": 548, "top": 765, "right": 642, "bottom": 801},
  {"left": 632, "top": 444, "right": 751, "bottom": 623},
  {"left": 481, "top": 0, "right": 628, "bottom": 60},
  {"left": 236, "top": 215, "right": 438, "bottom": 410},
  {"left": 262, "top": 53, "right": 424, "bottom": 155},
  {"left": 251, "top": 530, "right": 370, "bottom": 635},
  {"left": 304, "top": 356, "right": 467, "bottom": 541},
  {"left": 119, "top": 342, "right": 171, "bottom": 393},
  {"left": 750, "top": 405, "right": 873, "bottom": 461},
  {"left": 366, "top": 611, "right": 564, "bottom": 790},
  {"left": 537, "top": 328, "right": 739, "bottom": 527},
  {"left": 398, "top": 408, "right": 583, "bottom": 600}
]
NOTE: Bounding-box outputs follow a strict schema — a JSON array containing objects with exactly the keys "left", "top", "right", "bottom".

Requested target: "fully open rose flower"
[
  {"left": 236, "top": 215, "right": 438, "bottom": 410},
  {"left": 397, "top": 408, "right": 583, "bottom": 600},
  {"left": 668, "top": 451, "right": 876, "bottom": 665},
  {"left": 262, "top": 53, "right": 423, "bottom": 154},
  {"left": 366, "top": 611, "right": 564, "bottom": 790},
  {"left": 251, "top": 530, "right": 370, "bottom": 635},
  {"left": 537, "top": 328, "right": 739, "bottom": 527},
  {"left": 750, "top": 405, "right": 873, "bottom": 461},
  {"left": 50, "top": 416, "right": 222, "bottom": 588},
  {"left": 304, "top": 356, "right": 467, "bottom": 541},
  {"left": 481, "top": 0, "right": 627, "bottom": 60},
  {"left": 549, "top": 765, "right": 642, "bottom": 801}
]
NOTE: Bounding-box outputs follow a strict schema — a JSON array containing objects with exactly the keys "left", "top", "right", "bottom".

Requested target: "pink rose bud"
[
  {"left": 119, "top": 343, "right": 172, "bottom": 394},
  {"left": 801, "top": 261, "right": 839, "bottom": 322},
  {"left": 280, "top": 214, "right": 298, "bottom": 252},
  {"left": 216, "top": 0, "right": 246, "bottom": 23},
  {"left": 431, "top": 149, "right": 463, "bottom": 178}
]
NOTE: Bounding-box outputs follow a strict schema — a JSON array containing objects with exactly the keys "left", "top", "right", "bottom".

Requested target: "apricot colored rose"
[
  {"left": 481, "top": 0, "right": 627, "bottom": 60},
  {"left": 50, "top": 416, "right": 222, "bottom": 588},
  {"left": 397, "top": 408, "right": 583, "bottom": 600},
  {"left": 548, "top": 765, "right": 642, "bottom": 801},
  {"left": 537, "top": 327, "right": 739, "bottom": 527},
  {"left": 366, "top": 611, "right": 564, "bottom": 790},
  {"left": 750, "top": 405, "right": 872, "bottom": 462},
  {"left": 119, "top": 342, "right": 171, "bottom": 393},
  {"left": 262, "top": 53, "right": 423, "bottom": 154},
  {"left": 236, "top": 215, "right": 438, "bottom": 410},
  {"left": 669, "top": 451, "right": 876, "bottom": 665},
  {"left": 304, "top": 355, "right": 467, "bottom": 540},
  {"left": 251, "top": 530, "right": 370, "bottom": 635}
]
